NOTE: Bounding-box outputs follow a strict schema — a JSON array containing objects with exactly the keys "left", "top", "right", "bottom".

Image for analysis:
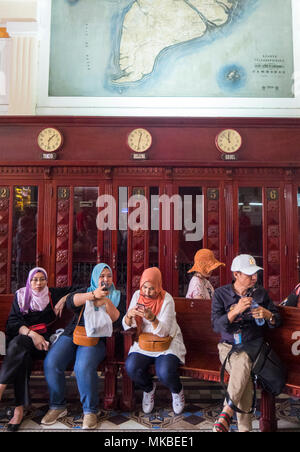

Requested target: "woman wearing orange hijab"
[{"left": 123, "top": 267, "right": 186, "bottom": 415}]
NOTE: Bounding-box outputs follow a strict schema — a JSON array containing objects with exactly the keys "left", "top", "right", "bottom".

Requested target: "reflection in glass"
[
  {"left": 238, "top": 187, "right": 263, "bottom": 283},
  {"left": 149, "top": 187, "right": 159, "bottom": 268},
  {"left": 72, "top": 187, "right": 98, "bottom": 286},
  {"left": 298, "top": 189, "right": 300, "bottom": 281},
  {"left": 117, "top": 187, "right": 128, "bottom": 295},
  {"left": 11, "top": 186, "right": 38, "bottom": 292},
  {"left": 178, "top": 187, "right": 203, "bottom": 297}
]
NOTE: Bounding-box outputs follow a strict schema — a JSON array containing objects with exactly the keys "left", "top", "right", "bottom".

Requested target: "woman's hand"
[
  {"left": 144, "top": 307, "right": 159, "bottom": 328},
  {"left": 127, "top": 307, "right": 144, "bottom": 320},
  {"left": 93, "top": 298, "right": 108, "bottom": 308},
  {"left": 29, "top": 331, "right": 49, "bottom": 351},
  {"left": 144, "top": 307, "right": 155, "bottom": 322},
  {"left": 125, "top": 306, "right": 143, "bottom": 326},
  {"left": 54, "top": 295, "right": 67, "bottom": 318},
  {"left": 93, "top": 285, "right": 110, "bottom": 300}
]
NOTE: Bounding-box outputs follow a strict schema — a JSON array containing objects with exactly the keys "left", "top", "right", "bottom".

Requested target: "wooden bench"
[
  {"left": 0, "top": 297, "right": 119, "bottom": 410},
  {"left": 119, "top": 298, "right": 300, "bottom": 432}
]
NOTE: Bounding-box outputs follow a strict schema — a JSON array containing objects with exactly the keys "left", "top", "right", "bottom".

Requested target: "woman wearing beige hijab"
[
  {"left": 123, "top": 267, "right": 186, "bottom": 415},
  {"left": 186, "top": 249, "right": 225, "bottom": 299}
]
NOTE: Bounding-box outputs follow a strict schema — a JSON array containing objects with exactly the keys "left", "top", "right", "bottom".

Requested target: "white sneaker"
[
  {"left": 172, "top": 388, "right": 185, "bottom": 414},
  {"left": 142, "top": 383, "right": 156, "bottom": 414}
]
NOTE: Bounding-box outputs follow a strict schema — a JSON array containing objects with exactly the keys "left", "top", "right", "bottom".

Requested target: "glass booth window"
[
  {"left": 238, "top": 187, "right": 263, "bottom": 282},
  {"left": 178, "top": 186, "right": 203, "bottom": 296},
  {"left": 298, "top": 189, "right": 300, "bottom": 281},
  {"left": 72, "top": 187, "right": 98, "bottom": 286},
  {"left": 11, "top": 186, "right": 38, "bottom": 292}
]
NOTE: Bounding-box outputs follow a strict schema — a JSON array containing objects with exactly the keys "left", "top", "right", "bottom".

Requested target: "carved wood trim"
[
  {"left": 55, "top": 187, "right": 70, "bottom": 287},
  {"left": 265, "top": 187, "right": 281, "bottom": 301},
  {"left": 206, "top": 188, "right": 221, "bottom": 289},
  {"left": 0, "top": 187, "right": 10, "bottom": 293}
]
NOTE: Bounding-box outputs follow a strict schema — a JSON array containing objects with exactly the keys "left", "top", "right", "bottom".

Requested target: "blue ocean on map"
[{"left": 49, "top": 0, "right": 294, "bottom": 98}]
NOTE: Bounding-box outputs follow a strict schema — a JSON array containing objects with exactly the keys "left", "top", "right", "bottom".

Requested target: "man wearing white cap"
[{"left": 211, "top": 254, "right": 281, "bottom": 432}]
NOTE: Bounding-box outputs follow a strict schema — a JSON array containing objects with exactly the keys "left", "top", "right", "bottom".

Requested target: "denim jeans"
[
  {"left": 44, "top": 335, "right": 106, "bottom": 414},
  {"left": 125, "top": 352, "right": 182, "bottom": 394}
]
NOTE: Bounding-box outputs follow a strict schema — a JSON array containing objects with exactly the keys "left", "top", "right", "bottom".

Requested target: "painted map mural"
[{"left": 49, "top": 0, "right": 294, "bottom": 97}]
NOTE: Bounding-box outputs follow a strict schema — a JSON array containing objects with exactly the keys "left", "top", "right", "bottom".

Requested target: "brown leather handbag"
[
  {"left": 138, "top": 332, "right": 172, "bottom": 352},
  {"left": 73, "top": 307, "right": 99, "bottom": 347}
]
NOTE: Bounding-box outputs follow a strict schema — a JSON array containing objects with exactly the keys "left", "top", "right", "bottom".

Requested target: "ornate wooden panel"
[
  {"left": 206, "top": 188, "right": 220, "bottom": 289},
  {"left": 55, "top": 187, "right": 70, "bottom": 287},
  {"left": 265, "top": 188, "right": 281, "bottom": 301},
  {"left": 127, "top": 187, "right": 148, "bottom": 300},
  {"left": 0, "top": 187, "right": 10, "bottom": 294}
]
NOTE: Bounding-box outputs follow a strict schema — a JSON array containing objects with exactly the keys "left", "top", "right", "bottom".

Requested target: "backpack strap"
[{"left": 220, "top": 346, "right": 256, "bottom": 415}]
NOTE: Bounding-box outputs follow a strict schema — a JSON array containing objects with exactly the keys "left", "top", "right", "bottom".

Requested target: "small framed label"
[
  {"left": 41, "top": 152, "right": 57, "bottom": 160},
  {"left": 221, "top": 153, "right": 237, "bottom": 161},
  {"left": 131, "top": 152, "right": 148, "bottom": 160},
  {"left": 207, "top": 188, "right": 219, "bottom": 200},
  {"left": 267, "top": 188, "right": 279, "bottom": 201}
]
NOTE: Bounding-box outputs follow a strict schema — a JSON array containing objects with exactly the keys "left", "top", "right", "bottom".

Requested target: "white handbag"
[{"left": 83, "top": 301, "right": 113, "bottom": 338}]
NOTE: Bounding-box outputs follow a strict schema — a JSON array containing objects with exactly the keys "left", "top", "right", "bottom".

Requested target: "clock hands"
[
  {"left": 137, "top": 132, "right": 143, "bottom": 151},
  {"left": 47, "top": 134, "right": 57, "bottom": 150},
  {"left": 48, "top": 134, "right": 56, "bottom": 143}
]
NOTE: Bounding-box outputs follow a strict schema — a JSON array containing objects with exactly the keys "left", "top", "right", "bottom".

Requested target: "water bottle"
[{"left": 251, "top": 300, "right": 265, "bottom": 326}]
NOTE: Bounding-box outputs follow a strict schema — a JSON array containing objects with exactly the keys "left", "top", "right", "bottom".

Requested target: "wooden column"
[
  {"left": 55, "top": 187, "right": 71, "bottom": 287},
  {"left": 0, "top": 187, "right": 10, "bottom": 294}
]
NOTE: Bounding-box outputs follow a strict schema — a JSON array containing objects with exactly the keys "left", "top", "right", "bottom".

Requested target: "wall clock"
[
  {"left": 37, "top": 127, "right": 63, "bottom": 152},
  {"left": 215, "top": 129, "right": 242, "bottom": 154},
  {"left": 127, "top": 128, "right": 152, "bottom": 153}
]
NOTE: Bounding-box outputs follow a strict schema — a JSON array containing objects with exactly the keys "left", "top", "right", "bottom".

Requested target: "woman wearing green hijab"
[{"left": 42, "top": 263, "right": 125, "bottom": 430}]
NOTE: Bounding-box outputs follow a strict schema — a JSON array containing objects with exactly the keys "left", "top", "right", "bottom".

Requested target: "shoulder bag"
[
  {"left": 220, "top": 337, "right": 286, "bottom": 414},
  {"left": 73, "top": 307, "right": 99, "bottom": 347},
  {"left": 138, "top": 332, "right": 172, "bottom": 352}
]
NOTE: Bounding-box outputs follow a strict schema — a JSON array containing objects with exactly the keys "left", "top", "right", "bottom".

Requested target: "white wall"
[
  {"left": 0, "top": 0, "right": 37, "bottom": 21},
  {"left": 0, "top": 0, "right": 38, "bottom": 114}
]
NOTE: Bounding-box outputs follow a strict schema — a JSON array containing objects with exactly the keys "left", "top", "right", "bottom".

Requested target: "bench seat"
[
  {"left": 119, "top": 298, "right": 300, "bottom": 432},
  {"left": 0, "top": 298, "right": 119, "bottom": 410}
]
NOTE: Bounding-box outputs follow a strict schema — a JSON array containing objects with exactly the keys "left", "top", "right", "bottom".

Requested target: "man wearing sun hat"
[
  {"left": 186, "top": 249, "right": 225, "bottom": 299},
  {"left": 211, "top": 254, "right": 281, "bottom": 433}
]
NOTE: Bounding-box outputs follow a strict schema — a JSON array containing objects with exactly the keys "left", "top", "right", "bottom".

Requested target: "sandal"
[{"left": 213, "top": 411, "right": 232, "bottom": 432}]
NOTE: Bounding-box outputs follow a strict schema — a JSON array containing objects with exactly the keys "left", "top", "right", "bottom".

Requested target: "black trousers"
[{"left": 0, "top": 335, "right": 45, "bottom": 406}]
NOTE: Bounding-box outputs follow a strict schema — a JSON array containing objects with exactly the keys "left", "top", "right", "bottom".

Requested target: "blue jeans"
[
  {"left": 125, "top": 352, "right": 182, "bottom": 394},
  {"left": 44, "top": 335, "right": 106, "bottom": 414}
]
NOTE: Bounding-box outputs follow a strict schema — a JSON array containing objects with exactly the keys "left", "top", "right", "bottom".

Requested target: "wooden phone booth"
[{"left": 0, "top": 116, "right": 299, "bottom": 312}]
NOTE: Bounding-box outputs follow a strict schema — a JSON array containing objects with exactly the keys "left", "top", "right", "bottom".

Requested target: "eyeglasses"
[{"left": 31, "top": 278, "right": 47, "bottom": 283}]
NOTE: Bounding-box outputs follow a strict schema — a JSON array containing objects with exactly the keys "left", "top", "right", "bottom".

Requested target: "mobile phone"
[
  {"left": 136, "top": 303, "right": 145, "bottom": 312},
  {"left": 101, "top": 283, "right": 109, "bottom": 292}
]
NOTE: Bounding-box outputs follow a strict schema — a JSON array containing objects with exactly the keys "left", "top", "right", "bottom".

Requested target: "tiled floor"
[{"left": 1, "top": 377, "right": 300, "bottom": 432}]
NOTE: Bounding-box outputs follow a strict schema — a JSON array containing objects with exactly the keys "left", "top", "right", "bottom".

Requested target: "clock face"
[
  {"left": 127, "top": 128, "right": 152, "bottom": 153},
  {"left": 37, "top": 127, "right": 63, "bottom": 152},
  {"left": 216, "top": 129, "right": 242, "bottom": 154}
]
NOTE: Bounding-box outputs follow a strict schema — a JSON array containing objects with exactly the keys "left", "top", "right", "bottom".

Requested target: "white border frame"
[{"left": 36, "top": 0, "right": 300, "bottom": 117}]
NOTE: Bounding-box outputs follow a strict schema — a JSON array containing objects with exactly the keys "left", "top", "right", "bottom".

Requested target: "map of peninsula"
[
  {"left": 49, "top": 0, "right": 294, "bottom": 98},
  {"left": 114, "top": 0, "right": 235, "bottom": 84}
]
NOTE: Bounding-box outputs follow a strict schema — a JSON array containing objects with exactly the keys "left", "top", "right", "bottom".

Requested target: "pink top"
[{"left": 186, "top": 275, "right": 214, "bottom": 300}]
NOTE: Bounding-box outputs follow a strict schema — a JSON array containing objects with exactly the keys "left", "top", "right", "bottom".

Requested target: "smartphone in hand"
[
  {"left": 136, "top": 303, "right": 145, "bottom": 313},
  {"left": 101, "top": 283, "right": 109, "bottom": 292}
]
